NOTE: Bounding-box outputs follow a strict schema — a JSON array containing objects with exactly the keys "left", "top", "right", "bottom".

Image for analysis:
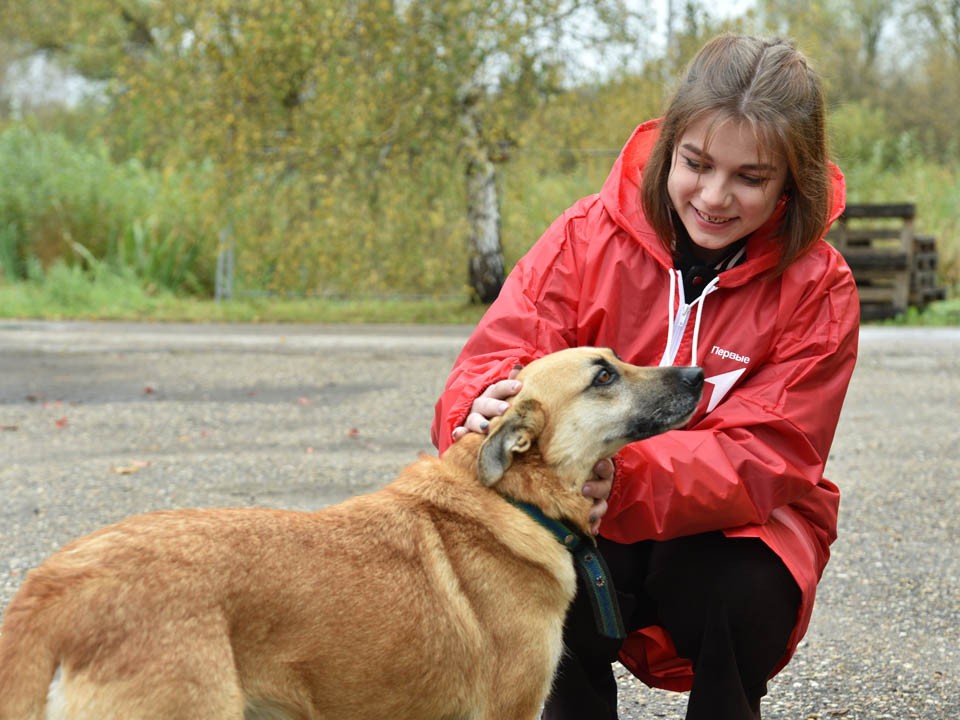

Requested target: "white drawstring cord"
[
  {"left": 659, "top": 269, "right": 679, "bottom": 367},
  {"left": 660, "top": 269, "right": 684, "bottom": 367},
  {"left": 689, "top": 276, "right": 720, "bottom": 366}
]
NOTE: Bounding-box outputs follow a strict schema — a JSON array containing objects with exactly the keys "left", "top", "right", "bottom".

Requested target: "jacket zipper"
[{"left": 663, "top": 303, "right": 691, "bottom": 367}]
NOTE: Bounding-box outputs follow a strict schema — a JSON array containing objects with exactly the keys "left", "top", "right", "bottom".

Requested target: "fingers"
[
  {"left": 471, "top": 397, "right": 511, "bottom": 425},
  {"left": 592, "top": 458, "right": 615, "bottom": 484},
  {"left": 583, "top": 458, "right": 615, "bottom": 534},
  {"left": 587, "top": 498, "right": 608, "bottom": 536},
  {"left": 583, "top": 460, "right": 614, "bottom": 501},
  {"left": 483, "top": 378, "right": 522, "bottom": 402},
  {"left": 451, "top": 377, "right": 523, "bottom": 442},
  {"left": 462, "top": 408, "right": 500, "bottom": 434}
]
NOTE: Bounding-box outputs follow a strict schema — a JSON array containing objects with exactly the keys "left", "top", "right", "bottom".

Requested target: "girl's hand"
[
  {"left": 584, "top": 458, "right": 614, "bottom": 535},
  {"left": 450, "top": 367, "right": 523, "bottom": 442}
]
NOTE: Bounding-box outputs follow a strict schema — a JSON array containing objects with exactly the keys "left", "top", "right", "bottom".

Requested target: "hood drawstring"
[
  {"left": 659, "top": 269, "right": 719, "bottom": 368},
  {"left": 690, "top": 275, "right": 719, "bottom": 365},
  {"left": 659, "top": 269, "right": 681, "bottom": 368}
]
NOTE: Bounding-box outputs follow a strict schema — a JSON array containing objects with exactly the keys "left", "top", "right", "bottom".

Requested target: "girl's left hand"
[{"left": 583, "top": 458, "right": 614, "bottom": 535}]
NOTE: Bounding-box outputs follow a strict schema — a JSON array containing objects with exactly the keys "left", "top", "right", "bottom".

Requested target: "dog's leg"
[
  {"left": 48, "top": 670, "right": 245, "bottom": 720},
  {"left": 480, "top": 672, "right": 555, "bottom": 720},
  {"left": 45, "top": 631, "right": 246, "bottom": 720},
  {"left": 479, "top": 698, "right": 545, "bottom": 720}
]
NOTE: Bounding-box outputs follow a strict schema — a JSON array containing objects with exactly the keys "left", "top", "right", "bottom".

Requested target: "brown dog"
[{"left": 0, "top": 347, "right": 702, "bottom": 720}]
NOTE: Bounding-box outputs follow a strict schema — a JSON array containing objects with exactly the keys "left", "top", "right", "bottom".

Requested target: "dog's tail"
[{"left": 0, "top": 584, "right": 61, "bottom": 720}]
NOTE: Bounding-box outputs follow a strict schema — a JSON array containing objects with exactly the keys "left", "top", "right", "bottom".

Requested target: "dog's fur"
[{"left": 0, "top": 348, "right": 702, "bottom": 720}]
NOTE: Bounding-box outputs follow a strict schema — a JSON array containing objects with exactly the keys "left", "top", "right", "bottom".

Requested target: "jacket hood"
[{"left": 598, "top": 119, "right": 847, "bottom": 286}]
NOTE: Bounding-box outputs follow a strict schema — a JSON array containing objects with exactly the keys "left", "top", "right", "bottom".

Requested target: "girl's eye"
[
  {"left": 683, "top": 156, "right": 706, "bottom": 172},
  {"left": 740, "top": 174, "right": 767, "bottom": 186}
]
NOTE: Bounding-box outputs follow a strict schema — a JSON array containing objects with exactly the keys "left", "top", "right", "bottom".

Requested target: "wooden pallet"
[
  {"left": 912, "top": 235, "right": 948, "bottom": 307},
  {"left": 827, "top": 203, "right": 946, "bottom": 320}
]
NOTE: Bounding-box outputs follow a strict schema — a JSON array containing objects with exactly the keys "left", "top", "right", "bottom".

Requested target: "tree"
[
  {"left": 1, "top": 0, "right": 641, "bottom": 301},
  {"left": 386, "top": 0, "right": 642, "bottom": 301},
  {"left": 913, "top": 0, "right": 960, "bottom": 60},
  {"left": 459, "top": 81, "right": 504, "bottom": 303}
]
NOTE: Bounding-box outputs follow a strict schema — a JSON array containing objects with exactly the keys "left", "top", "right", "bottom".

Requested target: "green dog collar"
[{"left": 505, "top": 497, "right": 626, "bottom": 641}]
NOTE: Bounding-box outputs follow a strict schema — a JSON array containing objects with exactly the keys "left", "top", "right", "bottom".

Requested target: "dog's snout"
[{"left": 679, "top": 367, "right": 704, "bottom": 391}]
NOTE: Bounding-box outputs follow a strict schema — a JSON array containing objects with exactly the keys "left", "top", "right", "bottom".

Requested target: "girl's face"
[{"left": 667, "top": 114, "right": 788, "bottom": 263}]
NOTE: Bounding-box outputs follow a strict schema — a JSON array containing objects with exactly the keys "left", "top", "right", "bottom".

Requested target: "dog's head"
[{"left": 477, "top": 348, "right": 703, "bottom": 489}]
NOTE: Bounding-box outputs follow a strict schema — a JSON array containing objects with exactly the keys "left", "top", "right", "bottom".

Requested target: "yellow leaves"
[{"left": 112, "top": 459, "right": 151, "bottom": 475}]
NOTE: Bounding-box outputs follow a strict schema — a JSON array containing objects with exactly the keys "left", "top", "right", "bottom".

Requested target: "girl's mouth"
[{"left": 695, "top": 207, "right": 735, "bottom": 225}]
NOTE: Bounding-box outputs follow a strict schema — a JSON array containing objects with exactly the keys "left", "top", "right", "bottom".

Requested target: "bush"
[
  {"left": 222, "top": 153, "right": 471, "bottom": 298},
  {"left": 829, "top": 101, "right": 907, "bottom": 169},
  {"left": 0, "top": 124, "right": 216, "bottom": 293}
]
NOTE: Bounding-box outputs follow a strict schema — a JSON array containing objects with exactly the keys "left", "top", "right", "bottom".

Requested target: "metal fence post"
[{"left": 215, "top": 226, "right": 234, "bottom": 302}]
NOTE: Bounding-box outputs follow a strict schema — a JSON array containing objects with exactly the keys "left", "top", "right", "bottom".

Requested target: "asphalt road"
[{"left": 1, "top": 320, "right": 957, "bottom": 719}]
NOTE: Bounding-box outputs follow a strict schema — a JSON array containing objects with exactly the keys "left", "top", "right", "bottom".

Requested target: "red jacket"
[{"left": 431, "top": 119, "right": 860, "bottom": 690}]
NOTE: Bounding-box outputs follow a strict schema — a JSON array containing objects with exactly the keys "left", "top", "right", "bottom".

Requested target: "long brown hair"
[{"left": 641, "top": 35, "right": 832, "bottom": 274}]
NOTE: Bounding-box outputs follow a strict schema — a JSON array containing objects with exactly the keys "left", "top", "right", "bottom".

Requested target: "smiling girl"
[{"left": 432, "top": 35, "right": 860, "bottom": 719}]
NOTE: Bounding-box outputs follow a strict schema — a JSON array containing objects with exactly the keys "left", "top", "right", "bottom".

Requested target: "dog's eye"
[{"left": 592, "top": 368, "right": 617, "bottom": 387}]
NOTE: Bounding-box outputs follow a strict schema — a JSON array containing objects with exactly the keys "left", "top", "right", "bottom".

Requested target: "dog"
[{"left": 0, "top": 347, "right": 702, "bottom": 720}]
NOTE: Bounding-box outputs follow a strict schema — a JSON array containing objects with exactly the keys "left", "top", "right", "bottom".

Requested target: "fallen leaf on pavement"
[{"left": 112, "top": 460, "right": 152, "bottom": 475}]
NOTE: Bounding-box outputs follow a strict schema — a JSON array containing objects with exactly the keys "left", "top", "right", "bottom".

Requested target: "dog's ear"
[{"left": 477, "top": 399, "right": 544, "bottom": 487}]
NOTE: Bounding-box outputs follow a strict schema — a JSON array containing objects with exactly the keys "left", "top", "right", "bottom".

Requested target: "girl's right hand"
[{"left": 450, "top": 367, "right": 523, "bottom": 442}]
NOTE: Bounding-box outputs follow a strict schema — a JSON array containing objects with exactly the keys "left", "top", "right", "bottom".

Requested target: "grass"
[
  {"left": 0, "top": 125, "right": 217, "bottom": 294},
  {"left": 1, "top": 261, "right": 956, "bottom": 326},
  {"left": 0, "top": 262, "right": 488, "bottom": 324},
  {"left": 884, "top": 297, "right": 960, "bottom": 326}
]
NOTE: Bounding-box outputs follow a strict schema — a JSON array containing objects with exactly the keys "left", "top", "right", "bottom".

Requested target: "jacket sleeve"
[
  {"left": 431, "top": 207, "right": 589, "bottom": 452},
  {"left": 604, "top": 252, "right": 860, "bottom": 543}
]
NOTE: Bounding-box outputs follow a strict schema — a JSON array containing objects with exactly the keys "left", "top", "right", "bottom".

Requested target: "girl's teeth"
[{"left": 698, "top": 209, "right": 731, "bottom": 224}]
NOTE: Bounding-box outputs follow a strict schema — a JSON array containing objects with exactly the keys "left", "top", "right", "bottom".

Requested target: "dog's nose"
[{"left": 679, "top": 367, "right": 704, "bottom": 391}]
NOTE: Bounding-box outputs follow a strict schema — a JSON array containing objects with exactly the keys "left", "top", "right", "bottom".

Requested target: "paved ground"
[{"left": 0, "top": 320, "right": 957, "bottom": 718}]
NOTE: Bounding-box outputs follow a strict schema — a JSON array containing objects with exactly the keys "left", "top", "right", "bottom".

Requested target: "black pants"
[{"left": 542, "top": 532, "right": 801, "bottom": 720}]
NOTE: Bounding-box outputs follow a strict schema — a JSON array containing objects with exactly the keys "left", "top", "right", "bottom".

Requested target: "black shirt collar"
[{"left": 674, "top": 235, "right": 748, "bottom": 301}]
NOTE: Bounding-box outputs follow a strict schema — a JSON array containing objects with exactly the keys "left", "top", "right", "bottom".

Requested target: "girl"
[{"left": 431, "top": 34, "right": 859, "bottom": 720}]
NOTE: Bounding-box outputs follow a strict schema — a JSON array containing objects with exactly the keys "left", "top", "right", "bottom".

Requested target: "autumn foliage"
[{"left": 1, "top": 0, "right": 957, "bottom": 297}]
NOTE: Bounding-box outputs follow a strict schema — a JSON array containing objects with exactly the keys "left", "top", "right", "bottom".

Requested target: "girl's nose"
[{"left": 700, "top": 177, "right": 732, "bottom": 208}]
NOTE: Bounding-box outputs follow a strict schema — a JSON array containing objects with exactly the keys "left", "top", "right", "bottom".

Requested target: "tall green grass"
[
  {"left": 0, "top": 124, "right": 216, "bottom": 293},
  {"left": 0, "top": 260, "right": 169, "bottom": 318}
]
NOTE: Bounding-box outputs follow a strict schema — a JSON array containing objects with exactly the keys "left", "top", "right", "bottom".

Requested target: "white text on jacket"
[{"left": 711, "top": 346, "right": 751, "bottom": 364}]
